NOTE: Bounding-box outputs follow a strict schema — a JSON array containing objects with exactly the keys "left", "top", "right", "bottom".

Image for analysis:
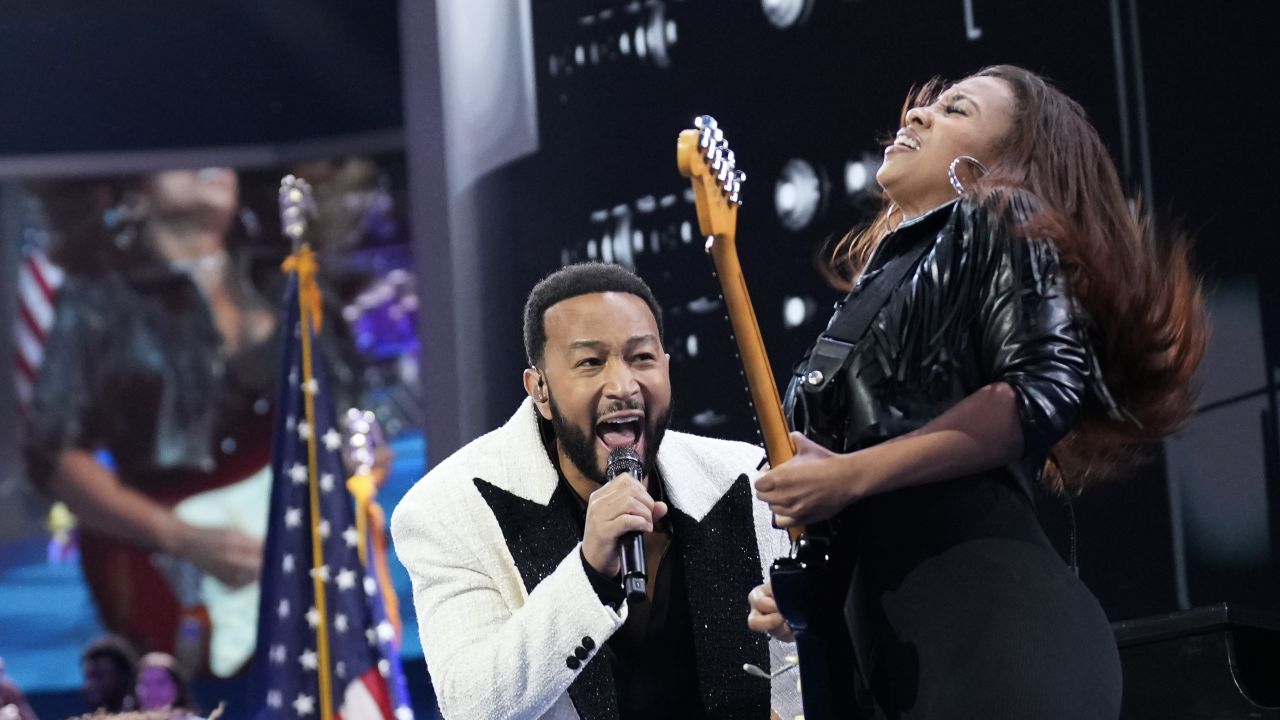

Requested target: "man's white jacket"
[{"left": 390, "top": 399, "right": 799, "bottom": 719}]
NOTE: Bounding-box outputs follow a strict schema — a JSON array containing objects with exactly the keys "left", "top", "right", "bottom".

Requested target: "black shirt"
[{"left": 562, "top": 470, "right": 708, "bottom": 719}]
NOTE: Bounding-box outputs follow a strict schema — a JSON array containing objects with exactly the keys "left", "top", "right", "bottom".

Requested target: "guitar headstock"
[
  {"left": 677, "top": 115, "right": 746, "bottom": 243},
  {"left": 279, "top": 174, "right": 317, "bottom": 247}
]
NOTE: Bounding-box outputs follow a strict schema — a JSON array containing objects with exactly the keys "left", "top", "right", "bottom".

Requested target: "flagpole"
[
  {"left": 296, "top": 243, "right": 335, "bottom": 720},
  {"left": 280, "top": 175, "right": 335, "bottom": 720}
]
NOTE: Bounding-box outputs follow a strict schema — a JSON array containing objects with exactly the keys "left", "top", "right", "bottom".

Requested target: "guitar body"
[
  {"left": 770, "top": 526, "right": 863, "bottom": 719},
  {"left": 678, "top": 116, "right": 860, "bottom": 719},
  {"left": 80, "top": 525, "right": 202, "bottom": 664}
]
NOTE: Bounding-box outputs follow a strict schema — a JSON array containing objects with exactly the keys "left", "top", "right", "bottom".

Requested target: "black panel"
[{"left": 0, "top": 0, "right": 401, "bottom": 154}]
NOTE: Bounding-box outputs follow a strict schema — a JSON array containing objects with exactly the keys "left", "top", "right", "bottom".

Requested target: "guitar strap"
[{"left": 791, "top": 231, "right": 938, "bottom": 422}]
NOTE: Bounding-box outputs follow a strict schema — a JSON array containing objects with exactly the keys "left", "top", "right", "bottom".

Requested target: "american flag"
[
  {"left": 13, "top": 247, "right": 63, "bottom": 417},
  {"left": 250, "top": 254, "right": 415, "bottom": 720}
]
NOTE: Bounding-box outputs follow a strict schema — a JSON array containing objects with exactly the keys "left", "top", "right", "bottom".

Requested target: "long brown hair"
[{"left": 828, "top": 65, "right": 1206, "bottom": 492}]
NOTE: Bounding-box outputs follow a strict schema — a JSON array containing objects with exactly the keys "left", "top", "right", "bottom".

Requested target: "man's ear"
[{"left": 522, "top": 367, "right": 552, "bottom": 420}]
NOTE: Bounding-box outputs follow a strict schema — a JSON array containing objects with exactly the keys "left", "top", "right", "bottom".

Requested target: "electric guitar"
[{"left": 678, "top": 116, "right": 856, "bottom": 720}]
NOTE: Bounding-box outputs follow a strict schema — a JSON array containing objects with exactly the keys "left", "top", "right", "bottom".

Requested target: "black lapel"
[
  {"left": 669, "top": 474, "right": 770, "bottom": 719},
  {"left": 473, "top": 477, "right": 620, "bottom": 720}
]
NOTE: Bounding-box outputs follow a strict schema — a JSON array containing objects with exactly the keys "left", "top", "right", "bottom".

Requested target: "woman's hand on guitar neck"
[
  {"left": 753, "top": 432, "right": 863, "bottom": 527},
  {"left": 747, "top": 581, "right": 795, "bottom": 643}
]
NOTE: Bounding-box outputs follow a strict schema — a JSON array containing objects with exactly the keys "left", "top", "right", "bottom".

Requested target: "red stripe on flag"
[
  {"left": 18, "top": 301, "right": 46, "bottom": 345},
  {"left": 14, "top": 349, "right": 36, "bottom": 383},
  {"left": 25, "top": 255, "right": 56, "bottom": 301}
]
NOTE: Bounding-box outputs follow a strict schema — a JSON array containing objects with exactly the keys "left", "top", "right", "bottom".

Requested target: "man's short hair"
[
  {"left": 81, "top": 634, "right": 137, "bottom": 675},
  {"left": 523, "top": 262, "right": 664, "bottom": 366}
]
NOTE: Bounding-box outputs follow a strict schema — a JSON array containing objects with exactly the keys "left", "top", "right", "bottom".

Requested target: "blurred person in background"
[
  {"left": 133, "top": 653, "right": 197, "bottom": 719},
  {"left": 24, "top": 169, "right": 279, "bottom": 675},
  {"left": 80, "top": 635, "right": 137, "bottom": 713}
]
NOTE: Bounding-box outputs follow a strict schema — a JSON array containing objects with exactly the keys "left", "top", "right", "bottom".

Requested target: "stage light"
[
  {"left": 783, "top": 295, "right": 816, "bottom": 329},
  {"left": 844, "top": 153, "right": 881, "bottom": 198},
  {"left": 774, "top": 158, "right": 823, "bottom": 231},
  {"left": 761, "top": 0, "right": 814, "bottom": 29}
]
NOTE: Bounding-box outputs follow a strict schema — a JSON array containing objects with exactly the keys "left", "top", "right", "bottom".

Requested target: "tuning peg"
[{"left": 735, "top": 169, "right": 747, "bottom": 184}]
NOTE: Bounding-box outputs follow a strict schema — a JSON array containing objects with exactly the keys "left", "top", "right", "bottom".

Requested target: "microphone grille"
[{"left": 605, "top": 445, "right": 644, "bottom": 481}]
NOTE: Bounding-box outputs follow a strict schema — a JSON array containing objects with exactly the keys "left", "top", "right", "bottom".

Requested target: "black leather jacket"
[
  {"left": 23, "top": 266, "right": 280, "bottom": 490},
  {"left": 787, "top": 195, "right": 1119, "bottom": 500}
]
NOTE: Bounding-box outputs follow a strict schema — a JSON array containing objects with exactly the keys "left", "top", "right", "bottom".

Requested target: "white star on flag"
[
  {"left": 278, "top": 599, "right": 290, "bottom": 619},
  {"left": 303, "top": 378, "right": 319, "bottom": 396},
  {"left": 334, "top": 614, "right": 349, "bottom": 633},
  {"left": 286, "top": 414, "right": 297, "bottom": 431},
  {"left": 289, "top": 463, "right": 308, "bottom": 485},
  {"left": 336, "top": 568, "right": 357, "bottom": 591},
  {"left": 364, "top": 576, "right": 378, "bottom": 596},
  {"left": 342, "top": 526, "right": 360, "bottom": 548},
  {"left": 285, "top": 507, "right": 303, "bottom": 528},
  {"left": 335, "top": 661, "right": 347, "bottom": 678},
  {"left": 366, "top": 628, "right": 377, "bottom": 646},
  {"left": 297, "top": 420, "right": 311, "bottom": 441},
  {"left": 395, "top": 706, "right": 415, "bottom": 720},
  {"left": 305, "top": 607, "right": 321, "bottom": 629},
  {"left": 318, "top": 520, "right": 331, "bottom": 539},
  {"left": 288, "top": 368, "right": 299, "bottom": 386},
  {"left": 282, "top": 554, "right": 295, "bottom": 574},
  {"left": 267, "top": 691, "right": 282, "bottom": 708},
  {"left": 270, "top": 644, "right": 287, "bottom": 664},
  {"left": 376, "top": 621, "right": 395, "bottom": 644},
  {"left": 322, "top": 427, "right": 343, "bottom": 451},
  {"left": 378, "top": 659, "right": 391, "bottom": 678},
  {"left": 292, "top": 692, "right": 315, "bottom": 716},
  {"left": 320, "top": 473, "right": 336, "bottom": 493},
  {"left": 299, "top": 649, "right": 318, "bottom": 671}
]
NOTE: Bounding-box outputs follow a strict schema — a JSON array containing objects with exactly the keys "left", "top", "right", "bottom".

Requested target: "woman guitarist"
[
  {"left": 26, "top": 169, "right": 277, "bottom": 671},
  {"left": 747, "top": 65, "right": 1205, "bottom": 718}
]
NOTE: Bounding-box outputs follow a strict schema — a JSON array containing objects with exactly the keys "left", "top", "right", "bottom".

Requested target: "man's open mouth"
[{"left": 596, "top": 411, "right": 645, "bottom": 451}]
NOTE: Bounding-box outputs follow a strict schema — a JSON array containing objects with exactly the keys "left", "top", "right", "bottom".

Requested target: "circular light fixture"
[
  {"left": 783, "top": 296, "right": 815, "bottom": 329},
  {"left": 761, "top": 0, "right": 814, "bottom": 29},
  {"left": 774, "top": 158, "right": 823, "bottom": 232},
  {"left": 844, "top": 153, "right": 882, "bottom": 199},
  {"left": 643, "top": 6, "right": 674, "bottom": 68}
]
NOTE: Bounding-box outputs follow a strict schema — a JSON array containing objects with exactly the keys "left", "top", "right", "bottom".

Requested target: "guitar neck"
[
  {"left": 709, "top": 239, "right": 802, "bottom": 542},
  {"left": 713, "top": 245, "right": 793, "bottom": 466},
  {"left": 676, "top": 118, "right": 802, "bottom": 542}
]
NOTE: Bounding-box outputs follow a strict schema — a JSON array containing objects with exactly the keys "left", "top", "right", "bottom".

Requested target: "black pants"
[{"left": 843, "top": 474, "right": 1122, "bottom": 720}]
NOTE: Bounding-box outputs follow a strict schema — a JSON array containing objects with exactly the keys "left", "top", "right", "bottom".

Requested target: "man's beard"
[{"left": 547, "top": 392, "right": 671, "bottom": 485}]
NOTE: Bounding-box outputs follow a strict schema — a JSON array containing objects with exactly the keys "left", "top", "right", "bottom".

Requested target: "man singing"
[{"left": 391, "top": 263, "right": 796, "bottom": 719}]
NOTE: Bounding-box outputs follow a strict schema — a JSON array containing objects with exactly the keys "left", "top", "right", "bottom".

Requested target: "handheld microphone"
[{"left": 605, "top": 445, "right": 647, "bottom": 601}]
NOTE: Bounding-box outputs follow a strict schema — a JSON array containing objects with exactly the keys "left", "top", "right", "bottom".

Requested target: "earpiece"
[{"left": 532, "top": 368, "right": 547, "bottom": 403}]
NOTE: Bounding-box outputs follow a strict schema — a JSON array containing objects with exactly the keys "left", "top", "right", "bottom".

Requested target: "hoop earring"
[{"left": 948, "top": 155, "right": 988, "bottom": 196}]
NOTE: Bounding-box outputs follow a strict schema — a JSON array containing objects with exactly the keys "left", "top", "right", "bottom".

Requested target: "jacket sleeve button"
[
  {"left": 574, "top": 646, "right": 589, "bottom": 660},
  {"left": 581, "top": 636, "right": 595, "bottom": 651},
  {"left": 566, "top": 656, "right": 581, "bottom": 670}
]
